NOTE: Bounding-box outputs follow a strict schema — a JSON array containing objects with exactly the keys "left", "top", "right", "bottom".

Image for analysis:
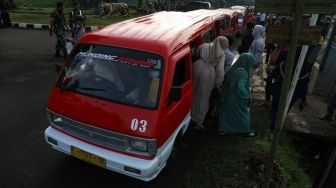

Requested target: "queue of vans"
[{"left": 44, "top": 9, "right": 237, "bottom": 181}]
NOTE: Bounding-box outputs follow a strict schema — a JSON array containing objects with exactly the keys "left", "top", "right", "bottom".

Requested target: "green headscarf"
[{"left": 220, "top": 53, "right": 257, "bottom": 100}]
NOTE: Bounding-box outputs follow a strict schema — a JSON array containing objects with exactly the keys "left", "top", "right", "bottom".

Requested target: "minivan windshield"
[{"left": 57, "top": 44, "right": 163, "bottom": 109}]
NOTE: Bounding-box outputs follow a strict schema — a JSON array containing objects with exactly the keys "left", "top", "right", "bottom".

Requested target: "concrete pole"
[{"left": 264, "top": 0, "right": 303, "bottom": 187}]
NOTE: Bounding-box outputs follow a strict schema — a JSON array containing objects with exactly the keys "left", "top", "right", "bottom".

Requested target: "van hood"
[{"left": 47, "top": 87, "right": 159, "bottom": 138}]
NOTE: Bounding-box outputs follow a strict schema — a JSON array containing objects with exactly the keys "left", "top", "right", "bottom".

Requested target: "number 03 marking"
[{"left": 131, "top": 118, "right": 148, "bottom": 133}]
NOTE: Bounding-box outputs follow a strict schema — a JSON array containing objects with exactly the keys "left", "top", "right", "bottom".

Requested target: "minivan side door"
[{"left": 159, "top": 46, "right": 192, "bottom": 146}]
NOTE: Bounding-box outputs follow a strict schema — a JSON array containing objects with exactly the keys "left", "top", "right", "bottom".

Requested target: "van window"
[
  {"left": 173, "top": 56, "right": 190, "bottom": 86},
  {"left": 203, "top": 29, "right": 215, "bottom": 43},
  {"left": 237, "top": 15, "right": 244, "bottom": 23},
  {"left": 220, "top": 16, "right": 231, "bottom": 31},
  {"left": 190, "top": 40, "right": 200, "bottom": 62},
  {"left": 57, "top": 44, "right": 164, "bottom": 109}
]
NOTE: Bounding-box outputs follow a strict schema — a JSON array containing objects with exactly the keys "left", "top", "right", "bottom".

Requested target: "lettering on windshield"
[
  {"left": 117, "top": 57, "right": 154, "bottom": 68},
  {"left": 77, "top": 52, "right": 157, "bottom": 69}
]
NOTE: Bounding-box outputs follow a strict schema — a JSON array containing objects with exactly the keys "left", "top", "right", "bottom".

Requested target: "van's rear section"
[{"left": 44, "top": 11, "right": 216, "bottom": 181}]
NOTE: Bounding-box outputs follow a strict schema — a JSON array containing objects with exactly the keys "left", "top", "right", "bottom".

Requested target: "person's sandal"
[{"left": 245, "top": 131, "right": 259, "bottom": 139}]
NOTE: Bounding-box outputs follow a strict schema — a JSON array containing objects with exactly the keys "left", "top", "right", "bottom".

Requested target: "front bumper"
[{"left": 44, "top": 126, "right": 164, "bottom": 181}]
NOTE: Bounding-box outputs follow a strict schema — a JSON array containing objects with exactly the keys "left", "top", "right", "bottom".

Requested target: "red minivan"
[
  {"left": 187, "top": 9, "right": 236, "bottom": 40},
  {"left": 44, "top": 11, "right": 216, "bottom": 181}
]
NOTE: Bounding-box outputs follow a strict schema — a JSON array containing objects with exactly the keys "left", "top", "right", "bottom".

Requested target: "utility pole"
[{"left": 263, "top": 0, "right": 303, "bottom": 186}]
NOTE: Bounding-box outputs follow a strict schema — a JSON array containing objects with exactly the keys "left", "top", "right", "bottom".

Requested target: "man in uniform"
[
  {"left": 49, "top": 2, "right": 67, "bottom": 58},
  {"left": 69, "top": 1, "right": 85, "bottom": 37},
  {"left": 0, "top": 0, "right": 12, "bottom": 28}
]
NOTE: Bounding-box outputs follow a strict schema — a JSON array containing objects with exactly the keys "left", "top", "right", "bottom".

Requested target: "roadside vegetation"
[
  {"left": 181, "top": 101, "right": 312, "bottom": 188},
  {"left": 10, "top": 7, "right": 138, "bottom": 26},
  {"left": 10, "top": 1, "right": 138, "bottom": 26},
  {"left": 15, "top": 0, "right": 81, "bottom": 8}
]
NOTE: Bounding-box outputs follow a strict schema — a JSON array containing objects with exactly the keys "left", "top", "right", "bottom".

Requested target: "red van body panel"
[{"left": 47, "top": 88, "right": 160, "bottom": 139}]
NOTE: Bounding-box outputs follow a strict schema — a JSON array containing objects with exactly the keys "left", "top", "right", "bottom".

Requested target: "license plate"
[{"left": 71, "top": 146, "right": 106, "bottom": 169}]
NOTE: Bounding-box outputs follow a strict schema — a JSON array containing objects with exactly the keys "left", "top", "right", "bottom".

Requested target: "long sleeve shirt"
[
  {"left": 215, "top": 55, "right": 225, "bottom": 88},
  {"left": 224, "top": 48, "right": 234, "bottom": 73}
]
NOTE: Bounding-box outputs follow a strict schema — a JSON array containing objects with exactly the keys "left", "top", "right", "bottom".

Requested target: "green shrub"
[{"left": 15, "top": 0, "right": 67, "bottom": 8}]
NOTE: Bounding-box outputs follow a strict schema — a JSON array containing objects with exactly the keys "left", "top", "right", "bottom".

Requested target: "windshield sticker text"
[
  {"left": 77, "top": 52, "right": 157, "bottom": 69},
  {"left": 117, "top": 57, "right": 154, "bottom": 68}
]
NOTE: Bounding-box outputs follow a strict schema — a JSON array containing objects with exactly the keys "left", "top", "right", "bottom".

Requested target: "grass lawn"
[
  {"left": 180, "top": 102, "right": 312, "bottom": 188},
  {"left": 10, "top": 8, "right": 139, "bottom": 26},
  {"left": 10, "top": 7, "right": 97, "bottom": 15}
]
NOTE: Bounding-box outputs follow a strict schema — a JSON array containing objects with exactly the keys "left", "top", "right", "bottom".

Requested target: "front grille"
[
  {"left": 49, "top": 112, "right": 129, "bottom": 151},
  {"left": 60, "top": 117, "right": 127, "bottom": 150},
  {"left": 47, "top": 110, "right": 157, "bottom": 157}
]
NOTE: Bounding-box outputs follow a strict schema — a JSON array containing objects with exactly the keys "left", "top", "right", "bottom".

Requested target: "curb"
[{"left": 11, "top": 22, "right": 102, "bottom": 31}]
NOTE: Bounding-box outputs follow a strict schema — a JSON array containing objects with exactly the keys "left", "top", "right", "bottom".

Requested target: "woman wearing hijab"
[
  {"left": 191, "top": 38, "right": 225, "bottom": 130},
  {"left": 211, "top": 36, "right": 226, "bottom": 88},
  {"left": 249, "top": 25, "right": 265, "bottom": 68},
  {"left": 191, "top": 43, "right": 215, "bottom": 129},
  {"left": 217, "top": 53, "right": 259, "bottom": 138},
  {"left": 208, "top": 37, "right": 227, "bottom": 121}
]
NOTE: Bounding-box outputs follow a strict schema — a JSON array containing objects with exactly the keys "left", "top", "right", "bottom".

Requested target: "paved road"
[{"left": 0, "top": 28, "right": 212, "bottom": 188}]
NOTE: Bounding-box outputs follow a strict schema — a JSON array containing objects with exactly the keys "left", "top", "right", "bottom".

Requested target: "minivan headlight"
[
  {"left": 47, "top": 111, "right": 63, "bottom": 127},
  {"left": 128, "top": 138, "right": 156, "bottom": 157},
  {"left": 130, "top": 139, "right": 147, "bottom": 152}
]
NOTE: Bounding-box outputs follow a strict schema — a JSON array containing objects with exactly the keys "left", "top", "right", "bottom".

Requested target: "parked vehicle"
[
  {"left": 214, "top": 9, "right": 237, "bottom": 37},
  {"left": 44, "top": 10, "right": 221, "bottom": 181},
  {"left": 187, "top": 8, "right": 236, "bottom": 39},
  {"left": 183, "top": 1, "right": 212, "bottom": 11}
]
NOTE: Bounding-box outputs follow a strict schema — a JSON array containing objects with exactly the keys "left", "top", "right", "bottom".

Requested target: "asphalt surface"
[{"left": 0, "top": 28, "right": 213, "bottom": 188}]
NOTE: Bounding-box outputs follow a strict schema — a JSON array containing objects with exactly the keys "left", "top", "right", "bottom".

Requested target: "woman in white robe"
[{"left": 191, "top": 38, "right": 225, "bottom": 129}]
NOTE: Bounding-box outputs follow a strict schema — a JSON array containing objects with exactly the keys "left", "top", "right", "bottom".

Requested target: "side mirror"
[
  {"left": 54, "top": 63, "right": 62, "bottom": 75},
  {"left": 169, "top": 86, "right": 182, "bottom": 102}
]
